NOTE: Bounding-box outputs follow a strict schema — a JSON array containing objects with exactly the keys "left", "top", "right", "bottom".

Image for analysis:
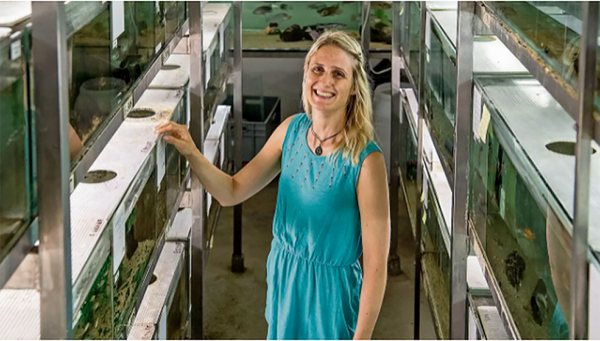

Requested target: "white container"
[{"left": 373, "top": 83, "right": 392, "bottom": 182}]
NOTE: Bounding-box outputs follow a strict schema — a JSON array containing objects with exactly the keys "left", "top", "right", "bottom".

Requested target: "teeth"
[{"left": 315, "top": 90, "right": 334, "bottom": 98}]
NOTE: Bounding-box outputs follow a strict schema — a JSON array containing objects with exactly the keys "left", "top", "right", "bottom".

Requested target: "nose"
[{"left": 322, "top": 72, "right": 335, "bottom": 87}]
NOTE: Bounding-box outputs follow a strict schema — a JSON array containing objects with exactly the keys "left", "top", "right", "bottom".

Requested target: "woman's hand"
[{"left": 154, "top": 121, "right": 198, "bottom": 157}]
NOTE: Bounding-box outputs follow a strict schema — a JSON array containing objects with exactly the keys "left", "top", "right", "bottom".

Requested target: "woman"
[{"left": 155, "top": 31, "right": 390, "bottom": 340}]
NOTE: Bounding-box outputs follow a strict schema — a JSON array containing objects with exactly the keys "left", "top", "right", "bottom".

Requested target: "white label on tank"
[
  {"left": 186, "top": 87, "right": 191, "bottom": 128},
  {"left": 111, "top": 2, "right": 125, "bottom": 45},
  {"left": 423, "top": 174, "right": 429, "bottom": 209},
  {"left": 69, "top": 174, "right": 75, "bottom": 193},
  {"left": 113, "top": 212, "right": 127, "bottom": 275},
  {"left": 155, "top": 42, "right": 162, "bottom": 54},
  {"left": 219, "top": 24, "right": 225, "bottom": 57},
  {"left": 425, "top": 12, "right": 431, "bottom": 49},
  {"left": 207, "top": 193, "right": 212, "bottom": 211},
  {"left": 123, "top": 95, "right": 133, "bottom": 118},
  {"left": 158, "top": 309, "right": 167, "bottom": 340},
  {"left": 591, "top": 263, "right": 600, "bottom": 339},
  {"left": 477, "top": 306, "right": 509, "bottom": 339},
  {"left": 157, "top": 138, "right": 166, "bottom": 190},
  {"left": 205, "top": 56, "right": 211, "bottom": 87},
  {"left": 473, "top": 88, "right": 482, "bottom": 141},
  {"left": 479, "top": 104, "right": 491, "bottom": 143},
  {"left": 220, "top": 133, "right": 226, "bottom": 167},
  {"left": 10, "top": 40, "right": 21, "bottom": 60},
  {"left": 468, "top": 308, "right": 478, "bottom": 340}
]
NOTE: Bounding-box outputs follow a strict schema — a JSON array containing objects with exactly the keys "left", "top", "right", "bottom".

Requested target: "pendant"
[{"left": 315, "top": 145, "right": 323, "bottom": 156}]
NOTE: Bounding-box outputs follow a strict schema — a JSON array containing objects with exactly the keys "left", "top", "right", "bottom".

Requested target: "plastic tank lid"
[{"left": 0, "top": 28, "right": 11, "bottom": 40}]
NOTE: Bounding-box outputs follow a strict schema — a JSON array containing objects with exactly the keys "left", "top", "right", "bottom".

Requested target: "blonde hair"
[{"left": 302, "top": 31, "right": 375, "bottom": 165}]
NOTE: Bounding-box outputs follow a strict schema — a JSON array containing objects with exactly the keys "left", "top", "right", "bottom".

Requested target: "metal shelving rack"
[
  {"left": 390, "top": 1, "right": 600, "bottom": 340},
  {"left": 0, "top": 1, "right": 242, "bottom": 339}
]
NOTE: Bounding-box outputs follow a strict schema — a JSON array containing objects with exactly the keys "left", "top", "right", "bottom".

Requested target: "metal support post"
[
  {"left": 387, "top": 2, "right": 402, "bottom": 278},
  {"left": 570, "top": 2, "right": 598, "bottom": 339},
  {"left": 361, "top": 2, "right": 371, "bottom": 61},
  {"left": 451, "top": 2, "right": 474, "bottom": 339},
  {"left": 232, "top": 1, "right": 245, "bottom": 273},
  {"left": 31, "top": 2, "right": 73, "bottom": 339},
  {"left": 414, "top": 2, "right": 427, "bottom": 339},
  {"left": 189, "top": 2, "right": 205, "bottom": 338}
]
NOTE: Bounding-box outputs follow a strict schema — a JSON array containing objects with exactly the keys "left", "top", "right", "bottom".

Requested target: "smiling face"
[{"left": 303, "top": 45, "right": 355, "bottom": 115}]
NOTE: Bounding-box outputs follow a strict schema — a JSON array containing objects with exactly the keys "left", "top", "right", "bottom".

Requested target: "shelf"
[
  {"left": 0, "top": 289, "right": 40, "bottom": 339},
  {"left": 474, "top": 1, "right": 596, "bottom": 142},
  {"left": 70, "top": 19, "right": 190, "bottom": 191},
  {"left": 128, "top": 241, "right": 185, "bottom": 340},
  {"left": 167, "top": 209, "right": 193, "bottom": 242}
]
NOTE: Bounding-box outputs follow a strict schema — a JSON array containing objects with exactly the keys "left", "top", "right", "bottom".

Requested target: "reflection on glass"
[
  {"left": 0, "top": 30, "right": 31, "bottom": 263},
  {"left": 401, "top": 1, "right": 421, "bottom": 85},
  {"left": 113, "top": 170, "right": 158, "bottom": 340}
]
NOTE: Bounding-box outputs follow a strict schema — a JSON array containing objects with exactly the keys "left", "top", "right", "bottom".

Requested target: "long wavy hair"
[{"left": 302, "top": 31, "right": 374, "bottom": 165}]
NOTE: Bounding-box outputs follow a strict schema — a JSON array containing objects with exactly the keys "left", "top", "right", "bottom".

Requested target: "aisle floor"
[{"left": 204, "top": 179, "right": 437, "bottom": 339}]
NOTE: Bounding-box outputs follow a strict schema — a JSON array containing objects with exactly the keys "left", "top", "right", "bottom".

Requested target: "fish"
[
  {"left": 318, "top": 4, "right": 342, "bottom": 16},
  {"left": 253, "top": 5, "right": 273, "bottom": 15},
  {"left": 350, "top": 14, "right": 361, "bottom": 22},
  {"left": 316, "top": 23, "right": 347, "bottom": 30},
  {"left": 308, "top": 3, "right": 328, "bottom": 11},
  {"left": 280, "top": 4, "right": 293, "bottom": 11},
  {"left": 524, "top": 228, "right": 535, "bottom": 241},
  {"left": 267, "top": 13, "right": 292, "bottom": 22}
]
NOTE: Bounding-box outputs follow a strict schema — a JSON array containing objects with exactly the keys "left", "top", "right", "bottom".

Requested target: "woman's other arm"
[
  {"left": 354, "top": 151, "right": 390, "bottom": 339},
  {"left": 155, "top": 115, "right": 295, "bottom": 207}
]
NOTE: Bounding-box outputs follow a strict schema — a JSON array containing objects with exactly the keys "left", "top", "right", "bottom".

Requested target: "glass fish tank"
[
  {"left": 424, "top": 9, "right": 457, "bottom": 179},
  {"left": 468, "top": 75, "right": 589, "bottom": 339},
  {"left": 399, "top": 1, "right": 421, "bottom": 88},
  {"left": 113, "top": 169, "right": 158, "bottom": 340},
  {"left": 0, "top": 27, "right": 32, "bottom": 264},
  {"left": 398, "top": 95, "right": 418, "bottom": 230},
  {"left": 164, "top": 2, "right": 186, "bottom": 43},
  {"left": 421, "top": 166, "right": 451, "bottom": 340},
  {"left": 73, "top": 256, "right": 114, "bottom": 340},
  {"left": 203, "top": 3, "right": 232, "bottom": 129},
  {"left": 368, "top": 2, "right": 392, "bottom": 51},
  {"left": 241, "top": 2, "right": 363, "bottom": 50},
  {"left": 483, "top": 1, "right": 600, "bottom": 113},
  {"left": 166, "top": 99, "right": 186, "bottom": 216},
  {"left": 69, "top": 2, "right": 167, "bottom": 149}
]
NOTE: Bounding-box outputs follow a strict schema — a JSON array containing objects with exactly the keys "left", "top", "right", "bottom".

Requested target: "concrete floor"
[{"left": 204, "top": 179, "right": 437, "bottom": 339}]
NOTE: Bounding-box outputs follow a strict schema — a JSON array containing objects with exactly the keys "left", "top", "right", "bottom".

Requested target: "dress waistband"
[{"left": 271, "top": 239, "right": 359, "bottom": 268}]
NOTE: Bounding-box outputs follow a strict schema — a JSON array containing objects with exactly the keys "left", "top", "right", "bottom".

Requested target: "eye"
[
  {"left": 312, "top": 66, "right": 324, "bottom": 73},
  {"left": 334, "top": 71, "right": 345, "bottom": 78}
]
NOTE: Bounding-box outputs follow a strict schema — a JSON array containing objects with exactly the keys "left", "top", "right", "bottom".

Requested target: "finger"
[
  {"left": 155, "top": 123, "right": 175, "bottom": 134},
  {"left": 154, "top": 120, "right": 172, "bottom": 133}
]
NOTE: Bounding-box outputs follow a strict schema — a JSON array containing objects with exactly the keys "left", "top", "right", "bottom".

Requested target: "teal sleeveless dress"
[{"left": 265, "top": 113, "right": 382, "bottom": 340}]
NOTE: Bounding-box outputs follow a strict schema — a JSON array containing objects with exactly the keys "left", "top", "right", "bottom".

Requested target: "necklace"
[{"left": 310, "top": 123, "right": 343, "bottom": 156}]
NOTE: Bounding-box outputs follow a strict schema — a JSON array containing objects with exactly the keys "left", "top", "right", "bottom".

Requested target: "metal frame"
[
  {"left": 413, "top": 2, "right": 427, "bottom": 339},
  {"left": 31, "top": 2, "right": 73, "bottom": 338},
  {"left": 232, "top": 1, "right": 244, "bottom": 274},
  {"left": 450, "top": 2, "right": 473, "bottom": 339},
  {"left": 571, "top": 2, "right": 598, "bottom": 338},
  {"left": 188, "top": 2, "right": 205, "bottom": 339},
  {"left": 388, "top": 2, "right": 402, "bottom": 279},
  {"left": 361, "top": 1, "right": 371, "bottom": 62}
]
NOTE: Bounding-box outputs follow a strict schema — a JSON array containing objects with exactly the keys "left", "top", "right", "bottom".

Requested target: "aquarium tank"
[
  {"left": 69, "top": 2, "right": 168, "bottom": 149},
  {"left": 0, "top": 27, "right": 32, "bottom": 264},
  {"left": 113, "top": 169, "right": 158, "bottom": 340},
  {"left": 166, "top": 249, "right": 188, "bottom": 340},
  {"left": 399, "top": 1, "right": 421, "bottom": 87},
  {"left": 484, "top": 1, "right": 600, "bottom": 113},
  {"left": 469, "top": 76, "right": 574, "bottom": 340}
]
